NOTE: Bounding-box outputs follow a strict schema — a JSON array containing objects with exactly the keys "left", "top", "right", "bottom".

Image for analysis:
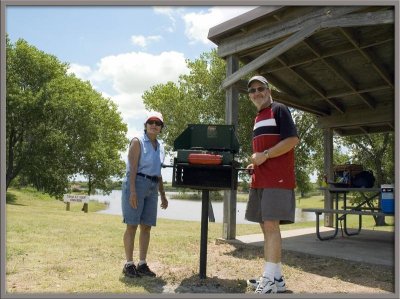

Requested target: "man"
[{"left": 245, "top": 75, "right": 299, "bottom": 294}]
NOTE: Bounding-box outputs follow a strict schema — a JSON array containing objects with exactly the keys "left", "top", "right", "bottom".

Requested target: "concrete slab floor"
[{"left": 216, "top": 227, "right": 395, "bottom": 267}]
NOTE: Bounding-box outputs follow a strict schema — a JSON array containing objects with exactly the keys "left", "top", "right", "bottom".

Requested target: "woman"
[{"left": 121, "top": 111, "right": 168, "bottom": 278}]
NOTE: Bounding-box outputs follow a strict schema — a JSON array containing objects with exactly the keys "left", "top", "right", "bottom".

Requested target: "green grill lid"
[{"left": 173, "top": 124, "right": 240, "bottom": 153}]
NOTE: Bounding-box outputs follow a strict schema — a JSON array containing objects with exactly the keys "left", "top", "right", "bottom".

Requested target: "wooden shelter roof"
[{"left": 208, "top": 6, "right": 395, "bottom": 136}]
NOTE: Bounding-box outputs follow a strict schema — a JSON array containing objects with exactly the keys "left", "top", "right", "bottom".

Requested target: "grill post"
[{"left": 199, "top": 189, "right": 209, "bottom": 279}]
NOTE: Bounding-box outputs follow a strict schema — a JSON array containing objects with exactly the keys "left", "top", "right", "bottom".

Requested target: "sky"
[{"left": 6, "top": 5, "right": 256, "bottom": 182}]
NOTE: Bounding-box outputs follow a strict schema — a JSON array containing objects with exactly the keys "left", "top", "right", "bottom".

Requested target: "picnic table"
[{"left": 302, "top": 187, "right": 393, "bottom": 241}]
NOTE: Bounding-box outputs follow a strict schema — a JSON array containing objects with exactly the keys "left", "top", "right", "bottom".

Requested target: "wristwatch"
[{"left": 263, "top": 149, "right": 270, "bottom": 159}]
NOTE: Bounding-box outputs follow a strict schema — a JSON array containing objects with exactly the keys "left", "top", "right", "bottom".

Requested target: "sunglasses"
[
  {"left": 147, "top": 120, "right": 163, "bottom": 126},
  {"left": 248, "top": 86, "right": 268, "bottom": 94}
]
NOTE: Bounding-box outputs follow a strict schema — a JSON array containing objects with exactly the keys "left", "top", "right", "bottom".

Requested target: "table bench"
[
  {"left": 302, "top": 187, "right": 394, "bottom": 240},
  {"left": 302, "top": 208, "right": 390, "bottom": 240}
]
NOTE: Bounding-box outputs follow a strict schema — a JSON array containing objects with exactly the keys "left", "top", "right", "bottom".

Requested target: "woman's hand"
[{"left": 160, "top": 193, "right": 168, "bottom": 209}]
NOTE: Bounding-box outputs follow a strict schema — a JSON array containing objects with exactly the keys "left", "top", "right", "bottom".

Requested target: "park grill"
[
  {"left": 171, "top": 124, "right": 241, "bottom": 279},
  {"left": 172, "top": 124, "right": 240, "bottom": 190}
]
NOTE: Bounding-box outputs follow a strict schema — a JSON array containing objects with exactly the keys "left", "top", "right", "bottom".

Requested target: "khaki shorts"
[{"left": 245, "top": 188, "right": 296, "bottom": 224}]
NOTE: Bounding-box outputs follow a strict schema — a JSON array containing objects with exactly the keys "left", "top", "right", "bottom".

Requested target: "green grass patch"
[{"left": 5, "top": 187, "right": 394, "bottom": 294}]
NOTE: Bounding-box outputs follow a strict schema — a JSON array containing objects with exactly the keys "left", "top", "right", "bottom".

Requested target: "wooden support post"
[
  {"left": 223, "top": 54, "right": 239, "bottom": 240},
  {"left": 323, "top": 128, "right": 334, "bottom": 227},
  {"left": 66, "top": 202, "right": 70, "bottom": 211}
]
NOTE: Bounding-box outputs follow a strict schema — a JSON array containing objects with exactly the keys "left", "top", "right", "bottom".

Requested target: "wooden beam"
[
  {"left": 217, "top": 6, "right": 360, "bottom": 58},
  {"left": 265, "top": 38, "right": 393, "bottom": 73},
  {"left": 263, "top": 73, "right": 299, "bottom": 98},
  {"left": 208, "top": 6, "right": 283, "bottom": 44},
  {"left": 272, "top": 91, "right": 329, "bottom": 116},
  {"left": 221, "top": 23, "right": 320, "bottom": 89},
  {"left": 339, "top": 27, "right": 394, "bottom": 88},
  {"left": 314, "top": 85, "right": 391, "bottom": 101},
  {"left": 303, "top": 39, "right": 377, "bottom": 109},
  {"left": 223, "top": 55, "right": 238, "bottom": 241},
  {"left": 317, "top": 103, "right": 394, "bottom": 129},
  {"left": 286, "top": 60, "right": 345, "bottom": 113},
  {"left": 322, "top": 10, "right": 394, "bottom": 28},
  {"left": 225, "top": 55, "right": 239, "bottom": 126},
  {"left": 323, "top": 128, "right": 334, "bottom": 227},
  {"left": 363, "top": 47, "right": 394, "bottom": 88}
]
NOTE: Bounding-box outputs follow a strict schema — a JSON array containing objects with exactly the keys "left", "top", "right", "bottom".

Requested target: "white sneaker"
[
  {"left": 274, "top": 276, "right": 287, "bottom": 293},
  {"left": 246, "top": 278, "right": 259, "bottom": 290},
  {"left": 249, "top": 277, "right": 286, "bottom": 293},
  {"left": 255, "top": 276, "right": 277, "bottom": 294}
]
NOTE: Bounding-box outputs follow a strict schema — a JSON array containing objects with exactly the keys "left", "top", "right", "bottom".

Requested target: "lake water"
[{"left": 91, "top": 190, "right": 316, "bottom": 224}]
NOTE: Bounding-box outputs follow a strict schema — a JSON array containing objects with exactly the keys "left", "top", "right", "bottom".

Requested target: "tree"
[
  {"left": 6, "top": 38, "right": 69, "bottom": 192},
  {"left": 77, "top": 91, "right": 128, "bottom": 196},
  {"left": 291, "top": 111, "right": 323, "bottom": 196},
  {"left": 6, "top": 38, "right": 128, "bottom": 198},
  {"left": 342, "top": 133, "right": 394, "bottom": 186},
  {"left": 341, "top": 133, "right": 394, "bottom": 226}
]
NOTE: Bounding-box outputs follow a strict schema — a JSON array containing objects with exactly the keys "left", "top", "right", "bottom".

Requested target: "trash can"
[{"left": 380, "top": 184, "right": 394, "bottom": 214}]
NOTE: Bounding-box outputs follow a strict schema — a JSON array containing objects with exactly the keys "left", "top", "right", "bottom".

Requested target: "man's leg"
[
  {"left": 255, "top": 220, "right": 281, "bottom": 293},
  {"left": 263, "top": 219, "right": 281, "bottom": 263}
]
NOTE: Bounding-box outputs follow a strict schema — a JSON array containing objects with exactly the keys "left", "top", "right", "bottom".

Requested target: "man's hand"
[
  {"left": 251, "top": 152, "right": 268, "bottom": 166},
  {"left": 246, "top": 163, "right": 255, "bottom": 175}
]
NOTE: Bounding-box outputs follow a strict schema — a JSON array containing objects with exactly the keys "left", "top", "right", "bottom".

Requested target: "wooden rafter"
[
  {"left": 303, "top": 39, "right": 376, "bottom": 109},
  {"left": 339, "top": 27, "right": 394, "bottom": 88},
  {"left": 275, "top": 56, "right": 345, "bottom": 113},
  {"left": 323, "top": 85, "right": 390, "bottom": 99},
  {"left": 265, "top": 38, "right": 393, "bottom": 73}
]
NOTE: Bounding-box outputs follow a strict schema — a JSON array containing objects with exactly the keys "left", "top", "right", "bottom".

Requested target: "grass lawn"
[{"left": 5, "top": 187, "right": 395, "bottom": 294}]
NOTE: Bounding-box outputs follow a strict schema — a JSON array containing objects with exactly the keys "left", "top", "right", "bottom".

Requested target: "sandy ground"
[{"left": 155, "top": 242, "right": 394, "bottom": 295}]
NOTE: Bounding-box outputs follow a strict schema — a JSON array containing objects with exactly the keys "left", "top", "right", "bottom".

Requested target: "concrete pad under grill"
[{"left": 216, "top": 227, "right": 395, "bottom": 267}]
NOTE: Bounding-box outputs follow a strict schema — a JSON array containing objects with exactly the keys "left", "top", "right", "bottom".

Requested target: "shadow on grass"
[
  {"left": 6, "top": 192, "right": 26, "bottom": 206},
  {"left": 220, "top": 242, "right": 394, "bottom": 293},
  {"left": 222, "top": 243, "right": 263, "bottom": 261},
  {"left": 282, "top": 249, "right": 394, "bottom": 293},
  {"left": 174, "top": 274, "right": 247, "bottom": 293},
  {"left": 173, "top": 274, "right": 295, "bottom": 294},
  {"left": 119, "top": 275, "right": 167, "bottom": 293}
]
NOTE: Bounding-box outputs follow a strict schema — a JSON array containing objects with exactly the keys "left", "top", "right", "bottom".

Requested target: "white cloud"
[
  {"left": 153, "top": 6, "right": 182, "bottom": 32},
  {"left": 183, "top": 6, "right": 256, "bottom": 44},
  {"left": 67, "top": 63, "right": 92, "bottom": 80},
  {"left": 131, "top": 34, "right": 162, "bottom": 48},
  {"left": 96, "top": 51, "right": 188, "bottom": 94},
  {"left": 68, "top": 51, "right": 189, "bottom": 139}
]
